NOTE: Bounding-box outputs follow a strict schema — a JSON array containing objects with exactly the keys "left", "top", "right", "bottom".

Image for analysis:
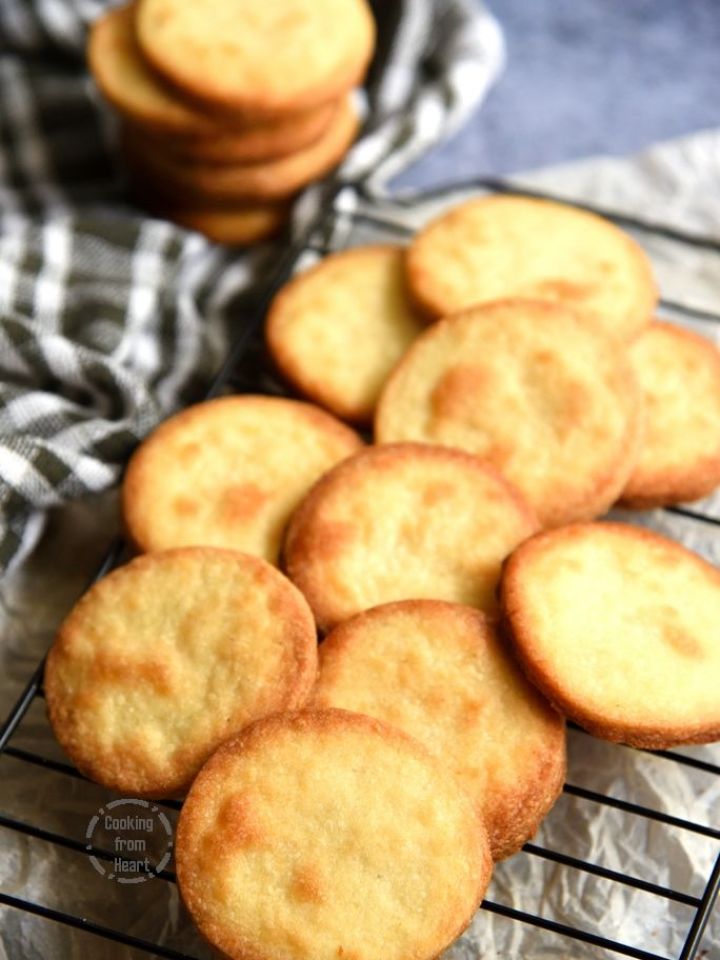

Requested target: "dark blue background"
[{"left": 397, "top": 0, "right": 720, "bottom": 188}]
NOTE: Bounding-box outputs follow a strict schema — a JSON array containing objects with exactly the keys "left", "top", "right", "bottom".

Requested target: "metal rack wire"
[{"left": 1, "top": 177, "right": 719, "bottom": 960}]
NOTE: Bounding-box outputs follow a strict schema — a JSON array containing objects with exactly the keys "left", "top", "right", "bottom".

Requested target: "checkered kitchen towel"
[{"left": 0, "top": 0, "right": 504, "bottom": 573}]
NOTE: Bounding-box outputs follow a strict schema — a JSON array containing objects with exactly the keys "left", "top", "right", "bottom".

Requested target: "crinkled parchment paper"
[{"left": 2, "top": 131, "right": 720, "bottom": 958}]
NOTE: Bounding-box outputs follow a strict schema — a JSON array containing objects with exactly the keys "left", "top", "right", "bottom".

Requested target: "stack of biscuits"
[
  {"left": 44, "top": 193, "right": 720, "bottom": 960},
  {"left": 88, "top": 0, "right": 375, "bottom": 244}
]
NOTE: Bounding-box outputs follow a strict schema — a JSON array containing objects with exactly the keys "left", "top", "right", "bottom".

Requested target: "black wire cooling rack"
[{"left": 1, "top": 176, "right": 719, "bottom": 960}]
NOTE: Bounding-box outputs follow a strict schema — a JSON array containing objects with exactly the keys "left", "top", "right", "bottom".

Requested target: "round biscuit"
[
  {"left": 406, "top": 194, "right": 657, "bottom": 340},
  {"left": 620, "top": 321, "right": 720, "bottom": 507},
  {"left": 132, "top": 100, "right": 336, "bottom": 163},
  {"left": 136, "top": 0, "right": 376, "bottom": 117},
  {"left": 176, "top": 709, "right": 492, "bottom": 960},
  {"left": 89, "top": 2, "right": 332, "bottom": 145},
  {"left": 139, "top": 198, "right": 289, "bottom": 245},
  {"left": 122, "top": 395, "right": 363, "bottom": 564},
  {"left": 312, "top": 600, "right": 566, "bottom": 860},
  {"left": 283, "top": 442, "right": 539, "bottom": 632},
  {"left": 266, "top": 245, "right": 425, "bottom": 423},
  {"left": 375, "top": 298, "right": 642, "bottom": 528},
  {"left": 501, "top": 522, "right": 720, "bottom": 748},
  {"left": 45, "top": 548, "right": 317, "bottom": 796},
  {"left": 121, "top": 96, "right": 359, "bottom": 202}
]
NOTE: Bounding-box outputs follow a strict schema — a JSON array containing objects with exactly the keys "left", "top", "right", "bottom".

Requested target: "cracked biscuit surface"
[
  {"left": 312, "top": 600, "right": 566, "bottom": 860},
  {"left": 375, "top": 299, "right": 642, "bottom": 528},
  {"left": 501, "top": 522, "right": 720, "bottom": 748},
  {"left": 176, "top": 709, "right": 492, "bottom": 960},
  {"left": 284, "top": 442, "right": 538, "bottom": 632},
  {"left": 45, "top": 548, "right": 317, "bottom": 796},
  {"left": 406, "top": 194, "right": 656, "bottom": 340},
  {"left": 122, "top": 395, "right": 362, "bottom": 564}
]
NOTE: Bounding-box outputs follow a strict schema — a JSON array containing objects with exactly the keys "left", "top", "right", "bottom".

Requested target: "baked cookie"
[
  {"left": 312, "top": 600, "right": 566, "bottom": 860},
  {"left": 122, "top": 395, "right": 362, "bottom": 564},
  {"left": 134, "top": 100, "right": 336, "bottom": 164},
  {"left": 620, "top": 321, "right": 720, "bottom": 508},
  {"left": 283, "top": 443, "right": 539, "bottom": 632},
  {"left": 501, "top": 522, "right": 720, "bottom": 748},
  {"left": 406, "top": 194, "right": 656, "bottom": 340},
  {"left": 266, "top": 245, "right": 425, "bottom": 423},
  {"left": 45, "top": 548, "right": 317, "bottom": 796},
  {"left": 136, "top": 0, "right": 376, "bottom": 117},
  {"left": 375, "top": 299, "right": 642, "bottom": 528},
  {"left": 122, "top": 96, "right": 359, "bottom": 202},
  {"left": 89, "top": 2, "right": 217, "bottom": 136},
  {"left": 141, "top": 198, "right": 288, "bottom": 245},
  {"left": 176, "top": 710, "right": 492, "bottom": 960}
]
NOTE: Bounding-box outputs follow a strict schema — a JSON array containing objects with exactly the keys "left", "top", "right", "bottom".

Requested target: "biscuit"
[
  {"left": 619, "top": 321, "right": 720, "bottom": 508},
  {"left": 134, "top": 101, "right": 336, "bottom": 164},
  {"left": 121, "top": 96, "right": 359, "bottom": 202},
  {"left": 500, "top": 522, "right": 720, "bottom": 748},
  {"left": 283, "top": 442, "right": 539, "bottom": 632},
  {"left": 375, "top": 299, "right": 642, "bottom": 528},
  {"left": 136, "top": 0, "right": 376, "bottom": 118},
  {"left": 45, "top": 548, "right": 317, "bottom": 796},
  {"left": 122, "top": 395, "right": 363, "bottom": 564},
  {"left": 266, "top": 245, "right": 425, "bottom": 423},
  {"left": 140, "top": 198, "right": 288, "bottom": 245},
  {"left": 90, "top": 3, "right": 339, "bottom": 151},
  {"left": 406, "top": 194, "right": 657, "bottom": 340},
  {"left": 176, "top": 709, "right": 492, "bottom": 960},
  {"left": 312, "top": 600, "right": 566, "bottom": 860}
]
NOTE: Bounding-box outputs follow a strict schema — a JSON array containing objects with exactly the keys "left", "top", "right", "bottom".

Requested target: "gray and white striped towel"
[{"left": 0, "top": 0, "right": 504, "bottom": 573}]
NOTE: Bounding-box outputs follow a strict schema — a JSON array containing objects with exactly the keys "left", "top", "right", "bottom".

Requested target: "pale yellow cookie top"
[
  {"left": 266, "top": 245, "right": 425, "bottom": 422},
  {"left": 136, "top": 0, "right": 376, "bottom": 116},
  {"left": 176, "top": 710, "right": 492, "bottom": 960},
  {"left": 621, "top": 321, "right": 720, "bottom": 507},
  {"left": 122, "top": 395, "right": 363, "bottom": 564},
  {"left": 284, "top": 442, "right": 539, "bottom": 632},
  {"left": 312, "top": 600, "right": 566, "bottom": 860},
  {"left": 501, "top": 522, "right": 720, "bottom": 747},
  {"left": 45, "top": 548, "right": 317, "bottom": 796},
  {"left": 406, "top": 194, "right": 657, "bottom": 340},
  {"left": 375, "top": 299, "right": 642, "bottom": 528}
]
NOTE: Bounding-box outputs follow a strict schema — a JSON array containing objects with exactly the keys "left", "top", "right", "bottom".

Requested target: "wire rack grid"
[{"left": 0, "top": 176, "right": 719, "bottom": 960}]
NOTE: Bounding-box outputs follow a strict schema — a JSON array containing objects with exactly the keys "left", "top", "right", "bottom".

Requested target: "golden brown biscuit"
[
  {"left": 121, "top": 96, "right": 359, "bottom": 202},
  {"left": 375, "top": 299, "right": 642, "bottom": 528},
  {"left": 620, "top": 321, "right": 720, "bottom": 508},
  {"left": 122, "top": 395, "right": 362, "bottom": 564},
  {"left": 89, "top": 2, "right": 327, "bottom": 143},
  {"left": 45, "top": 548, "right": 317, "bottom": 796},
  {"left": 89, "top": 2, "right": 216, "bottom": 136},
  {"left": 136, "top": 0, "right": 375, "bottom": 118},
  {"left": 139, "top": 197, "right": 289, "bottom": 245},
  {"left": 132, "top": 100, "right": 336, "bottom": 163},
  {"left": 176, "top": 709, "right": 492, "bottom": 960},
  {"left": 284, "top": 442, "right": 539, "bottom": 632},
  {"left": 501, "top": 522, "right": 720, "bottom": 748},
  {"left": 266, "top": 245, "right": 425, "bottom": 423},
  {"left": 406, "top": 194, "right": 657, "bottom": 340},
  {"left": 312, "top": 600, "right": 566, "bottom": 860}
]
